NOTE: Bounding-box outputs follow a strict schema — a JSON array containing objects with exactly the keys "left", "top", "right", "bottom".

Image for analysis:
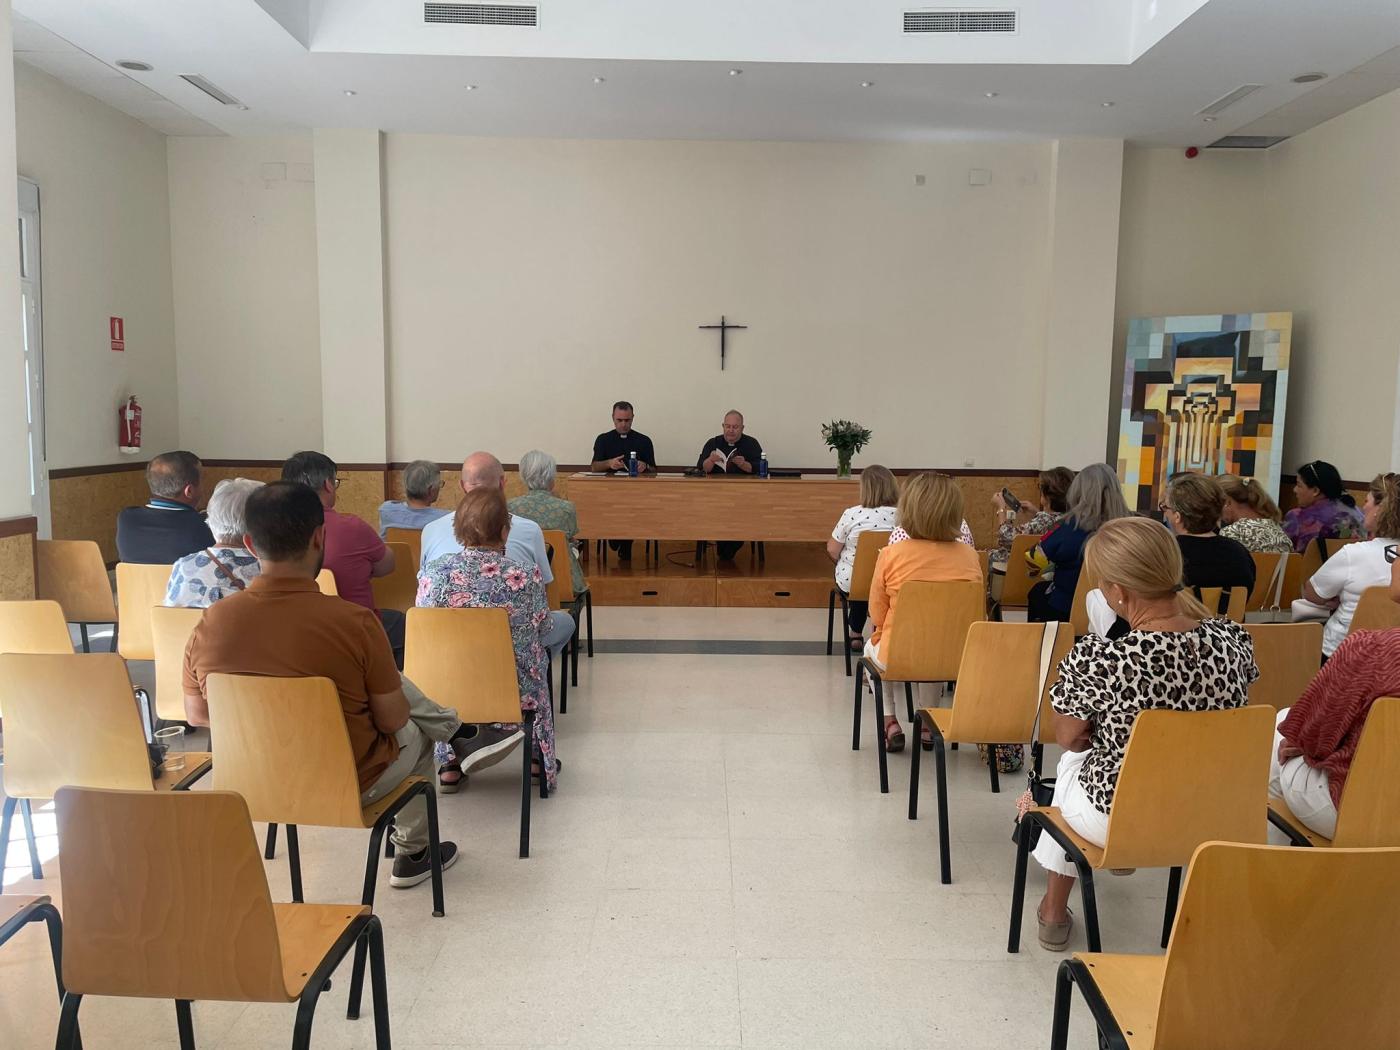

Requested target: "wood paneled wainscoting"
[{"left": 0, "top": 516, "right": 38, "bottom": 600}]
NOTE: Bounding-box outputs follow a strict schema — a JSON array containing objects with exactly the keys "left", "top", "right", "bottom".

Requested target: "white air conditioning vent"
[
  {"left": 1197, "top": 85, "right": 1263, "bottom": 117},
  {"left": 904, "top": 9, "right": 1017, "bottom": 34},
  {"left": 179, "top": 74, "right": 243, "bottom": 106},
  {"left": 1207, "top": 135, "right": 1290, "bottom": 150},
  {"left": 424, "top": 3, "right": 537, "bottom": 25}
]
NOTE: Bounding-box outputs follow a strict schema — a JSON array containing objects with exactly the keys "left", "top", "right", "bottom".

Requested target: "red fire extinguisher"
[{"left": 118, "top": 395, "right": 142, "bottom": 453}]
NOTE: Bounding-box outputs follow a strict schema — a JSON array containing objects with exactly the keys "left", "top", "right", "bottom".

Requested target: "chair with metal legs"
[
  {"left": 0, "top": 894, "right": 70, "bottom": 1033},
  {"left": 36, "top": 540, "right": 117, "bottom": 652},
  {"left": 826, "top": 530, "right": 890, "bottom": 677}
]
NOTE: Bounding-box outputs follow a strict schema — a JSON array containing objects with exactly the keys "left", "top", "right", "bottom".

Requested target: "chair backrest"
[
  {"left": 1297, "top": 537, "right": 1326, "bottom": 586},
  {"left": 0, "top": 599, "right": 73, "bottom": 655},
  {"left": 55, "top": 786, "right": 295, "bottom": 1003},
  {"left": 0, "top": 653, "right": 155, "bottom": 797},
  {"left": 115, "top": 562, "right": 173, "bottom": 660},
  {"left": 205, "top": 673, "right": 368, "bottom": 828},
  {"left": 1245, "top": 551, "right": 1286, "bottom": 612},
  {"left": 540, "top": 529, "right": 574, "bottom": 608},
  {"left": 1280, "top": 550, "right": 1308, "bottom": 607},
  {"left": 878, "top": 579, "right": 985, "bottom": 681},
  {"left": 315, "top": 568, "right": 338, "bottom": 596},
  {"left": 36, "top": 539, "right": 117, "bottom": 624},
  {"left": 1154, "top": 841, "right": 1400, "bottom": 1049},
  {"left": 385, "top": 526, "right": 423, "bottom": 568},
  {"left": 1349, "top": 586, "right": 1400, "bottom": 633},
  {"left": 1244, "top": 623, "right": 1323, "bottom": 710},
  {"left": 1069, "top": 568, "right": 1095, "bottom": 637},
  {"left": 371, "top": 541, "right": 418, "bottom": 613},
  {"left": 1035, "top": 623, "right": 1077, "bottom": 745},
  {"left": 151, "top": 606, "right": 204, "bottom": 722},
  {"left": 1196, "top": 586, "right": 1247, "bottom": 623},
  {"left": 1100, "top": 705, "right": 1274, "bottom": 869},
  {"left": 403, "top": 607, "right": 525, "bottom": 724},
  {"left": 846, "top": 530, "right": 890, "bottom": 602},
  {"left": 945, "top": 622, "right": 1055, "bottom": 743},
  {"left": 1332, "top": 697, "right": 1400, "bottom": 848},
  {"left": 1323, "top": 536, "right": 1359, "bottom": 560},
  {"left": 998, "top": 534, "right": 1043, "bottom": 608}
]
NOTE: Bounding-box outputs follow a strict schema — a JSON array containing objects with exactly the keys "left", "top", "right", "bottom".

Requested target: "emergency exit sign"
[{"left": 110, "top": 316, "right": 124, "bottom": 352}]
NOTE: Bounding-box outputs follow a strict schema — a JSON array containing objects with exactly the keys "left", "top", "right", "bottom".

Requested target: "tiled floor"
[{"left": 0, "top": 609, "right": 1177, "bottom": 1048}]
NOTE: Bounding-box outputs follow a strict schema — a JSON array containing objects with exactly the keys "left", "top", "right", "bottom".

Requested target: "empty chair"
[
  {"left": 1047, "top": 842, "right": 1400, "bottom": 1050},
  {"left": 827, "top": 529, "right": 890, "bottom": 677},
  {"left": 0, "top": 600, "right": 73, "bottom": 661},
  {"left": 0, "top": 894, "right": 66, "bottom": 1006},
  {"left": 36, "top": 539, "right": 116, "bottom": 652},
  {"left": 370, "top": 540, "right": 418, "bottom": 614},
  {"left": 53, "top": 786, "right": 391, "bottom": 1046},
  {"left": 114, "top": 562, "right": 173, "bottom": 662},
  {"left": 1244, "top": 623, "right": 1323, "bottom": 709},
  {"left": 150, "top": 606, "right": 204, "bottom": 723}
]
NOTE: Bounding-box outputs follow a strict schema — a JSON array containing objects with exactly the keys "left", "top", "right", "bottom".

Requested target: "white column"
[{"left": 0, "top": 5, "right": 32, "bottom": 517}]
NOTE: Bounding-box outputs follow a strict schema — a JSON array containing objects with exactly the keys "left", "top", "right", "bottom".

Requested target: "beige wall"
[
  {"left": 0, "top": 9, "right": 29, "bottom": 518},
  {"left": 15, "top": 63, "right": 177, "bottom": 471},
  {"left": 167, "top": 134, "right": 323, "bottom": 459}
]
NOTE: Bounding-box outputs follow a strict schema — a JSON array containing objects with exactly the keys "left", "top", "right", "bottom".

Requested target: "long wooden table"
[{"left": 569, "top": 473, "right": 859, "bottom": 542}]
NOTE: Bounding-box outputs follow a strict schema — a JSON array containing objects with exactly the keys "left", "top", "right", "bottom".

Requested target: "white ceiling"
[{"left": 12, "top": 0, "right": 1400, "bottom": 147}]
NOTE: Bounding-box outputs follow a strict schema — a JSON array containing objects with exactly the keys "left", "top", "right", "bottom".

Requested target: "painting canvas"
[{"left": 1117, "top": 312, "right": 1292, "bottom": 513}]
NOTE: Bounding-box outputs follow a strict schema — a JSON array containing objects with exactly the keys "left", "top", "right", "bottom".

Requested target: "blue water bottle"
[
  {"left": 758, "top": 453, "right": 769, "bottom": 478},
  {"left": 628, "top": 451, "right": 638, "bottom": 477}
]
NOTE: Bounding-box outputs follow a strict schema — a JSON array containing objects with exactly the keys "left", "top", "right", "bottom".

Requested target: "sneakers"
[
  {"left": 389, "top": 841, "right": 459, "bottom": 889},
  {"left": 453, "top": 727, "right": 524, "bottom": 774}
]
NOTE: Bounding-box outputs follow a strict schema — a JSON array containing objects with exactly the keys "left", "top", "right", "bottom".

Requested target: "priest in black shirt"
[
  {"left": 697, "top": 410, "right": 764, "bottom": 560},
  {"left": 590, "top": 400, "right": 656, "bottom": 560}
]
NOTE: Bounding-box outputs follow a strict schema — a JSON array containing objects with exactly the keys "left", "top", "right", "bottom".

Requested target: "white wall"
[
  {"left": 383, "top": 135, "right": 1055, "bottom": 468},
  {"left": 0, "top": 9, "right": 32, "bottom": 516},
  {"left": 167, "top": 134, "right": 323, "bottom": 459},
  {"left": 15, "top": 63, "right": 178, "bottom": 469}
]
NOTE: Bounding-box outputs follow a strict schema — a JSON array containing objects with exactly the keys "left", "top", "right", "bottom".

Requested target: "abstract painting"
[{"left": 1117, "top": 312, "right": 1292, "bottom": 512}]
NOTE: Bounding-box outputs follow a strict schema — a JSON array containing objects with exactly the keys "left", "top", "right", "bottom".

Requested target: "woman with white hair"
[
  {"left": 164, "top": 477, "right": 265, "bottom": 607},
  {"left": 509, "top": 450, "right": 588, "bottom": 596},
  {"left": 377, "top": 459, "right": 449, "bottom": 536}
]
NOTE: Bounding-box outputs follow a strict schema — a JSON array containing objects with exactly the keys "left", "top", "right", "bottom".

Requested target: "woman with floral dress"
[
  {"left": 417, "top": 486, "right": 559, "bottom": 791},
  {"left": 1284, "top": 460, "right": 1363, "bottom": 554}
]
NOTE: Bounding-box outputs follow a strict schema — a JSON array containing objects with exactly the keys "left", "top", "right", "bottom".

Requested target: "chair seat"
[
  {"left": 0, "top": 894, "right": 48, "bottom": 942},
  {"left": 1268, "top": 796, "right": 1332, "bottom": 847},
  {"left": 360, "top": 774, "right": 427, "bottom": 828},
  {"left": 156, "top": 753, "right": 214, "bottom": 792},
  {"left": 1073, "top": 952, "right": 1165, "bottom": 1048},
  {"left": 273, "top": 902, "right": 371, "bottom": 999},
  {"left": 1033, "top": 806, "right": 1106, "bottom": 868}
]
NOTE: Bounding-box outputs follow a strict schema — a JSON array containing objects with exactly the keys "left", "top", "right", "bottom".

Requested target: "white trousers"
[
  {"left": 1032, "top": 748, "right": 1111, "bottom": 877},
  {"left": 862, "top": 639, "right": 945, "bottom": 718},
  {"left": 1269, "top": 707, "right": 1338, "bottom": 840}
]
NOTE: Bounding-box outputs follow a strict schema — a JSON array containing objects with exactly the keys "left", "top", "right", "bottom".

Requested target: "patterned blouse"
[
  {"left": 1050, "top": 619, "right": 1258, "bottom": 813},
  {"left": 991, "top": 509, "right": 1061, "bottom": 569},
  {"left": 416, "top": 548, "right": 557, "bottom": 788},
  {"left": 1220, "top": 517, "right": 1294, "bottom": 555},
  {"left": 888, "top": 520, "right": 976, "bottom": 549},
  {"left": 1283, "top": 498, "right": 1363, "bottom": 554},
  {"left": 830, "top": 504, "right": 899, "bottom": 592},
  {"left": 508, "top": 490, "right": 588, "bottom": 595},
  {"left": 164, "top": 547, "right": 261, "bottom": 608}
]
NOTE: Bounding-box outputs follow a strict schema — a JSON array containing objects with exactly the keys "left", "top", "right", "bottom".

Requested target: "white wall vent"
[
  {"left": 179, "top": 74, "right": 243, "bottom": 106},
  {"left": 904, "top": 9, "right": 1017, "bottom": 34},
  {"left": 424, "top": 3, "right": 538, "bottom": 26},
  {"left": 1197, "top": 85, "right": 1263, "bottom": 117},
  {"left": 1206, "top": 135, "right": 1290, "bottom": 150}
]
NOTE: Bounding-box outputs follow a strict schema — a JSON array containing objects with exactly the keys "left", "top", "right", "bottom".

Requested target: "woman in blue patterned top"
[{"left": 164, "top": 477, "right": 264, "bottom": 607}]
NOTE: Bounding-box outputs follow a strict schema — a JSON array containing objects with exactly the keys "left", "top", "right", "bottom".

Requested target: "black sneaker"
[
  {"left": 454, "top": 727, "right": 524, "bottom": 774},
  {"left": 389, "top": 841, "right": 459, "bottom": 889}
]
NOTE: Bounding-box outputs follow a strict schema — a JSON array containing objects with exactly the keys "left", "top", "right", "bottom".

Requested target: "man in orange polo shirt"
[{"left": 182, "top": 480, "right": 460, "bottom": 888}]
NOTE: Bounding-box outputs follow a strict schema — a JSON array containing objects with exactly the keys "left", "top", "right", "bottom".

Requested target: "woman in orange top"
[{"left": 865, "top": 472, "right": 983, "bottom": 751}]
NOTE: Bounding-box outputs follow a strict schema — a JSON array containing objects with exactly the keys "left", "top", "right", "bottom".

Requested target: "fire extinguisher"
[{"left": 118, "top": 395, "right": 142, "bottom": 454}]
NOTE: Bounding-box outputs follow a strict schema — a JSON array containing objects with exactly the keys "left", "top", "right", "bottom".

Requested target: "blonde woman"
[
  {"left": 827, "top": 465, "right": 900, "bottom": 649},
  {"left": 1216, "top": 475, "right": 1293, "bottom": 554},
  {"left": 865, "top": 473, "right": 982, "bottom": 751},
  {"left": 1027, "top": 517, "right": 1257, "bottom": 951}
]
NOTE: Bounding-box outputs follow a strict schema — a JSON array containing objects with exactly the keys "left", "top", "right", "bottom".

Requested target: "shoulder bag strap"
[{"left": 204, "top": 548, "right": 248, "bottom": 591}]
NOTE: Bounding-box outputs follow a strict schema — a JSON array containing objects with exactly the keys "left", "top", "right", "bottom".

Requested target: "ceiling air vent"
[
  {"left": 424, "top": 3, "right": 538, "bottom": 25},
  {"left": 904, "top": 9, "right": 1017, "bottom": 34},
  {"left": 1207, "top": 135, "right": 1290, "bottom": 150},
  {"left": 1197, "top": 84, "right": 1263, "bottom": 117},
  {"left": 179, "top": 74, "right": 243, "bottom": 106}
]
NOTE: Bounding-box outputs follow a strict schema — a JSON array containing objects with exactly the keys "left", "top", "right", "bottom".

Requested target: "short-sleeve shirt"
[
  {"left": 831, "top": 504, "right": 898, "bottom": 592},
  {"left": 592, "top": 430, "right": 656, "bottom": 471},
  {"left": 868, "top": 539, "right": 982, "bottom": 648},
  {"left": 1309, "top": 537, "right": 1396, "bottom": 655},
  {"left": 378, "top": 501, "right": 450, "bottom": 536},
  {"left": 323, "top": 508, "right": 387, "bottom": 612},
  {"left": 182, "top": 575, "right": 402, "bottom": 790},
  {"left": 115, "top": 500, "right": 215, "bottom": 565},
  {"left": 164, "top": 547, "right": 261, "bottom": 608},
  {"left": 419, "top": 511, "right": 553, "bottom": 585},
  {"left": 1050, "top": 619, "right": 1258, "bottom": 813}
]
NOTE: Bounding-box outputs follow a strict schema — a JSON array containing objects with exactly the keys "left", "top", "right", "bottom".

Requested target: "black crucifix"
[{"left": 699, "top": 315, "right": 748, "bottom": 370}]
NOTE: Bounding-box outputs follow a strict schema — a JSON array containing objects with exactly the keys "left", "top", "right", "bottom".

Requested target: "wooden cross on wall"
[{"left": 699, "top": 315, "right": 748, "bottom": 370}]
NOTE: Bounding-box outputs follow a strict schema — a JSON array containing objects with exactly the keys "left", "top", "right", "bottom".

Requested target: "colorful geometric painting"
[{"left": 1117, "top": 312, "right": 1292, "bottom": 513}]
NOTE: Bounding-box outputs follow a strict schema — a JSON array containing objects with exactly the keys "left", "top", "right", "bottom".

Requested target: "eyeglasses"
[
  {"left": 332, "top": 476, "right": 344, "bottom": 489},
  {"left": 1386, "top": 544, "right": 1398, "bottom": 565},
  {"left": 1158, "top": 501, "right": 1177, "bottom": 514}
]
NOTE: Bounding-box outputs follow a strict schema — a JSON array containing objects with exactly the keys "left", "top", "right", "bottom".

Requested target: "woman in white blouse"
[{"left": 827, "top": 465, "right": 899, "bottom": 650}]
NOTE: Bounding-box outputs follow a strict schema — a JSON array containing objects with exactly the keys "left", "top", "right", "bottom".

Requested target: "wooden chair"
[
  {"left": 826, "top": 529, "right": 890, "bottom": 677},
  {"left": 150, "top": 606, "right": 204, "bottom": 723},
  {"left": 204, "top": 672, "right": 444, "bottom": 1015},
  {"left": 1244, "top": 623, "right": 1323, "bottom": 710},
  {"left": 908, "top": 621, "right": 1074, "bottom": 883},
  {"left": 1069, "top": 569, "right": 1095, "bottom": 637},
  {"left": 1245, "top": 551, "right": 1289, "bottom": 613},
  {"left": 541, "top": 528, "right": 591, "bottom": 704},
  {"left": 994, "top": 534, "right": 1044, "bottom": 618},
  {"left": 1323, "top": 536, "right": 1359, "bottom": 559},
  {"left": 1050, "top": 841, "right": 1400, "bottom": 1050},
  {"left": 0, "top": 653, "right": 212, "bottom": 881},
  {"left": 53, "top": 787, "right": 391, "bottom": 1046},
  {"left": 851, "top": 579, "right": 985, "bottom": 794},
  {"left": 370, "top": 541, "right": 418, "bottom": 614},
  {"left": 1195, "top": 586, "right": 1247, "bottom": 622},
  {"left": 1348, "top": 586, "right": 1400, "bottom": 633},
  {"left": 1008, "top": 705, "right": 1275, "bottom": 953},
  {"left": 0, "top": 600, "right": 73, "bottom": 662},
  {"left": 1270, "top": 697, "right": 1400, "bottom": 849},
  {"left": 36, "top": 539, "right": 116, "bottom": 652},
  {"left": 405, "top": 606, "right": 545, "bottom": 856},
  {"left": 1032, "top": 625, "right": 1079, "bottom": 777},
  {"left": 0, "top": 894, "right": 67, "bottom": 1007},
  {"left": 114, "top": 562, "right": 172, "bottom": 661},
  {"left": 385, "top": 525, "right": 423, "bottom": 568},
  {"left": 315, "top": 568, "right": 338, "bottom": 596}
]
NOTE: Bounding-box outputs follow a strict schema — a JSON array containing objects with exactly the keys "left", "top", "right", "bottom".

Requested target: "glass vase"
[{"left": 836, "top": 449, "right": 853, "bottom": 479}]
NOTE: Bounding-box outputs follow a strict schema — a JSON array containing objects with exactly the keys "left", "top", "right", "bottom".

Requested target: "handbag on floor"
[{"left": 1011, "top": 621, "right": 1064, "bottom": 851}]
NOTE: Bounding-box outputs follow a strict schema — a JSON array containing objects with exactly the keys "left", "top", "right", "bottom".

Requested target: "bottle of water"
[
  {"left": 628, "top": 451, "right": 638, "bottom": 477},
  {"left": 758, "top": 453, "right": 769, "bottom": 479}
]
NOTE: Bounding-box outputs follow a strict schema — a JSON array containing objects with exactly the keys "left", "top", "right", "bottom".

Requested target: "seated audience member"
[
  {"left": 990, "top": 466, "right": 1074, "bottom": 578},
  {"left": 865, "top": 473, "right": 982, "bottom": 752},
  {"left": 1392, "top": 544, "right": 1400, "bottom": 605},
  {"left": 182, "top": 481, "right": 463, "bottom": 888},
  {"left": 116, "top": 450, "right": 215, "bottom": 564},
  {"left": 378, "top": 459, "right": 450, "bottom": 536},
  {"left": 421, "top": 451, "right": 575, "bottom": 660},
  {"left": 1028, "top": 517, "right": 1257, "bottom": 951},
  {"left": 509, "top": 450, "right": 589, "bottom": 597},
  {"left": 282, "top": 451, "right": 403, "bottom": 664},
  {"left": 1216, "top": 475, "right": 1293, "bottom": 554},
  {"left": 828, "top": 465, "right": 900, "bottom": 650},
  {"left": 165, "top": 478, "right": 264, "bottom": 607},
  {"left": 1301, "top": 473, "right": 1400, "bottom": 657},
  {"left": 1161, "top": 472, "right": 1256, "bottom": 599},
  {"left": 417, "top": 488, "right": 560, "bottom": 791},
  {"left": 1028, "top": 463, "right": 1131, "bottom": 623},
  {"left": 1284, "top": 459, "right": 1363, "bottom": 553}
]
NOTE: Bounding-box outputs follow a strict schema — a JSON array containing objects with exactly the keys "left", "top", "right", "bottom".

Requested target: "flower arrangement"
[{"left": 820, "top": 419, "right": 872, "bottom": 478}]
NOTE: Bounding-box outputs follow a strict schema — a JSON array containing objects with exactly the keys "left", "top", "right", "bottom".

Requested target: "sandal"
[
  {"left": 847, "top": 634, "right": 864, "bottom": 652},
  {"left": 884, "top": 721, "right": 905, "bottom": 753},
  {"left": 1037, "top": 905, "right": 1074, "bottom": 952},
  {"left": 921, "top": 725, "right": 934, "bottom": 752},
  {"left": 438, "top": 763, "right": 465, "bottom": 795},
  {"left": 531, "top": 758, "right": 563, "bottom": 780}
]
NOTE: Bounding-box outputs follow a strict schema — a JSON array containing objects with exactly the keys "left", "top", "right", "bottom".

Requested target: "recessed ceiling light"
[
  {"left": 593, "top": 76, "right": 606, "bottom": 84},
  {"left": 1101, "top": 101, "right": 1115, "bottom": 108},
  {"left": 464, "top": 84, "right": 478, "bottom": 91},
  {"left": 237, "top": 105, "right": 249, "bottom": 111},
  {"left": 984, "top": 91, "right": 999, "bottom": 99},
  {"left": 343, "top": 89, "right": 357, "bottom": 97},
  {"left": 729, "top": 68, "right": 743, "bottom": 76},
  {"left": 1292, "top": 72, "right": 1328, "bottom": 84},
  {"left": 860, "top": 81, "right": 874, "bottom": 88},
  {"left": 116, "top": 60, "right": 153, "bottom": 72},
  {"left": 1202, "top": 115, "right": 1217, "bottom": 122}
]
